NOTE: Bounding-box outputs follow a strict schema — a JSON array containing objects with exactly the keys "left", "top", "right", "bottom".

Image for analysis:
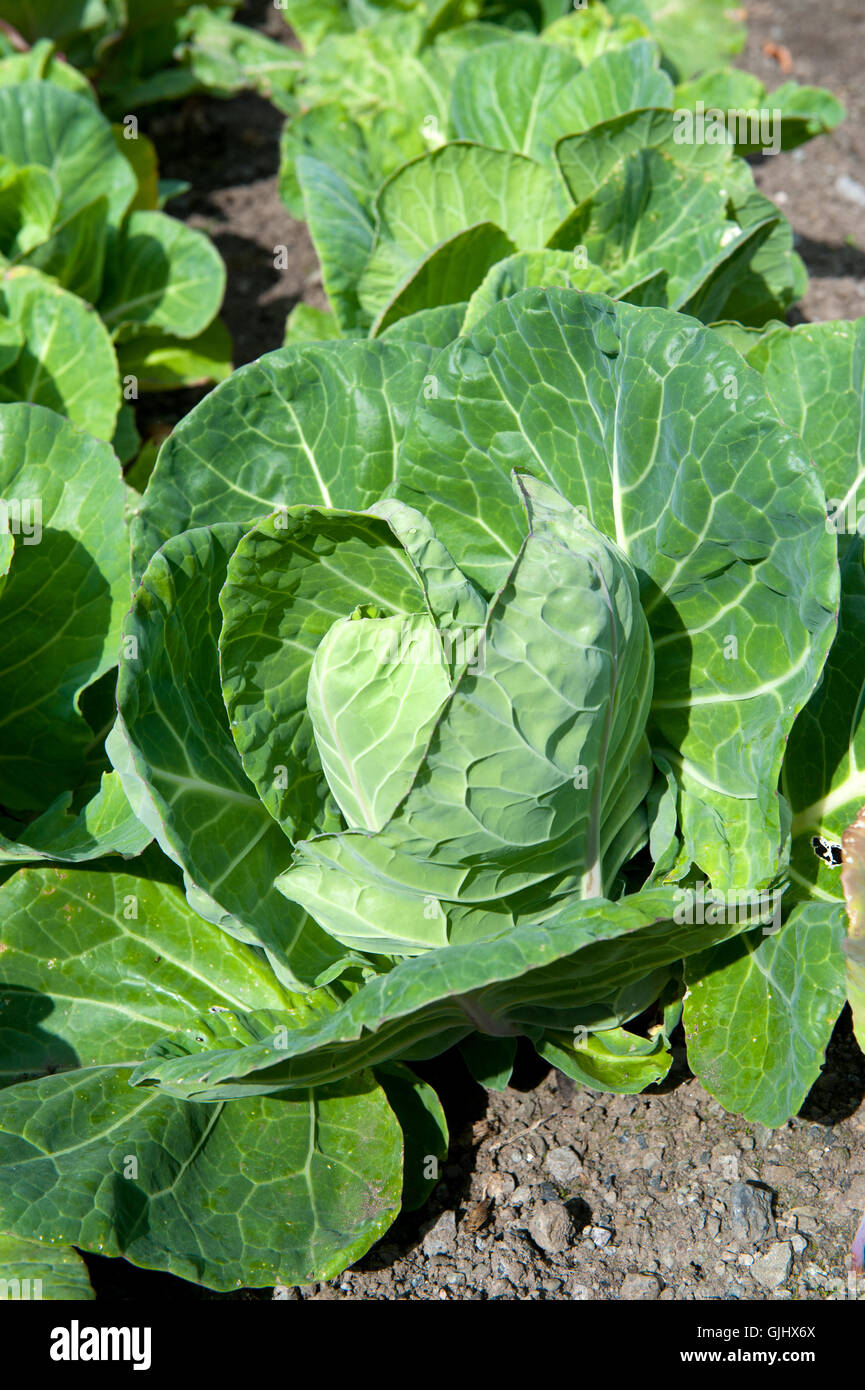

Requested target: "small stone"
[
  {"left": 836, "top": 175, "right": 865, "bottom": 209},
  {"left": 510, "top": 1185, "right": 532, "bottom": 1208},
  {"left": 527, "top": 1201, "right": 572, "bottom": 1255},
  {"left": 485, "top": 1172, "right": 516, "bottom": 1203},
  {"left": 545, "top": 1146, "right": 583, "bottom": 1185},
  {"left": 620, "top": 1272, "right": 661, "bottom": 1300},
  {"left": 484, "top": 1278, "right": 510, "bottom": 1299},
  {"left": 727, "top": 1182, "right": 776, "bottom": 1243},
  {"left": 711, "top": 1146, "right": 740, "bottom": 1181},
  {"left": 833, "top": 1174, "right": 865, "bottom": 1213},
  {"left": 422, "top": 1210, "right": 456, "bottom": 1257},
  {"left": 751, "top": 1242, "right": 793, "bottom": 1290},
  {"left": 790, "top": 1234, "right": 808, "bottom": 1255},
  {"left": 494, "top": 1249, "right": 524, "bottom": 1283},
  {"left": 589, "top": 1225, "right": 612, "bottom": 1248}
]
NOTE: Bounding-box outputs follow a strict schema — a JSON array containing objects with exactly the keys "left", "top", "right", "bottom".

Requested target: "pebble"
[
  {"left": 620, "top": 1272, "right": 662, "bottom": 1300},
  {"left": 589, "top": 1225, "right": 613, "bottom": 1247},
  {"left": 422, "top": 1210, "right": 456, "bottom": 1257},
  {"left": 527, "top": 1201, "right": 573, "bottom": 1255},
  {"left": 834, "top": 1174, "right": 865, "bottom": 1212},
  {"left": 485, "top": 1172, "right": 515, "bottom": 1203},
  {"left": 545, "top": 1146, "right": 583, "bottom": 1185},
  {"left": 710, "top": 1146, "right": 740, "bottom": 1180},
  {"left": 727, "top": 1182, "right": 776, "bottom": 1242},
  {"left": 751, "top": 1242, "right": 793, "bottom": 1290},
  {"left": 836, "top": 175, "right": 865, "bottom": 209}
]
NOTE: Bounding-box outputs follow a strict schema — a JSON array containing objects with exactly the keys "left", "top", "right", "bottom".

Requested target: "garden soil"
[{"left": 105, "top": 0, "right": 865, "bottom": 1301}]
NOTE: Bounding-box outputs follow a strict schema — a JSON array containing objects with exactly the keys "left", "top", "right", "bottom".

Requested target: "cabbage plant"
[
  {"left": 0, "top": 75, "right": 229, "bottom": 453},
  {"left": 0, "top": 1, "right": 299, "bottom": 114},
  {"left": 281, "top": 33, "right": 841, "bottom": 344},
  {"left": 0, "top": 288, "right": 857, "bottom": 1292}
]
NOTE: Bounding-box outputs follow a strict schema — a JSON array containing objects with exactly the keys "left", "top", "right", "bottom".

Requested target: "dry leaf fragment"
[
  {"left": 762, "top": 40, "right": 794, "bottom": 73},
  {"left": 462, "top": 1200, "right": 491, "bottom": 1232}
]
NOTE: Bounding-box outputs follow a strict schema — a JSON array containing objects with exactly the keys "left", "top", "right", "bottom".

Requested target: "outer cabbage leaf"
[
  {"left": 98, "top": 209, "right": 226, "bottom": 340},
  {"left": 16, "top": 195, "right": 109, "bottom": 305},
  {"left": 0, "top": 82, "right": 136, "bottom": 223},
  {"left": 0, "top": 1067, "right": 401, "bottom": 1291},
  {"left": 0, "top": 404, "right": 128, "bottom": 816},
  {"left": 0, "top": 863, "right": 297, "bottom": 1086},
  {"left": 108, "top": 523, "right": 351, "bottom": 988},
  {"left": 674, "top": 70, "right": 845, "bottom": 156},
  {"left": 131, "top": 337, "right": 438, "bottom": 583},
  {"left": 0, "top": 771, "right": 151, "bottom": 865},
  {"left": 115, "top": 318, "right": 233, "bottom": 390},
  {"left": 0, "top": 160, "right": 57, "bottom": 261},
  {"left": 0, "top": 38, "right": 96, "bottom": 99},
  {"left": 683, "top": 903, "right": 847, "bottom": 1126},
  {"left": 358, "top": 142, "right": 570, "bottom": 322},
  {"left": 375, "top": 1062, "right": 448, "bottom": 1210},
  {"left": 753, "top": 320, "right": 865, "bottom": 901},
  {"left": 127, "top": 886, "right": 760, "bottom": 1099},
  {"left": 0, "top": 1233, "right": 94, "bottom": 1301},
  {"left": 555, "top": 113, "right": 799, "bottom": 325},
  {"left": 295, "top": 154, "right": 375, "bottom": 332},
  {"left": 745, "top": 318, "right": 865, "bottom": 520},
  {"left": 462, "top": 249, "right": 621, "bottom": 331},
  {"left": 784, "top": 541, "right": 865, "bottom": 903},
  {"left": 0, "top": 857, "right": 403, "bottom": 1287},
  {"left": 533, "top": 1022, "right": 672, "bottom": 1093},
  {"left": 0, "top": 267, "right": 120, "bottom": 439},
  {"left": 370, "top": 222, "right": 517, "bottom": 334},
  {"left": 378, "top": 301, "right": 466, "bottom": 348}
]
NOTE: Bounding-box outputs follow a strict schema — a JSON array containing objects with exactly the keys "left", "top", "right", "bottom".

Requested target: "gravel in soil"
[
  {"left": 105, "top": 0, "right": 865, "bottom": 1301},
  {"left": 285, "top": 1020, "right": 865, "bottom": 1301}
]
